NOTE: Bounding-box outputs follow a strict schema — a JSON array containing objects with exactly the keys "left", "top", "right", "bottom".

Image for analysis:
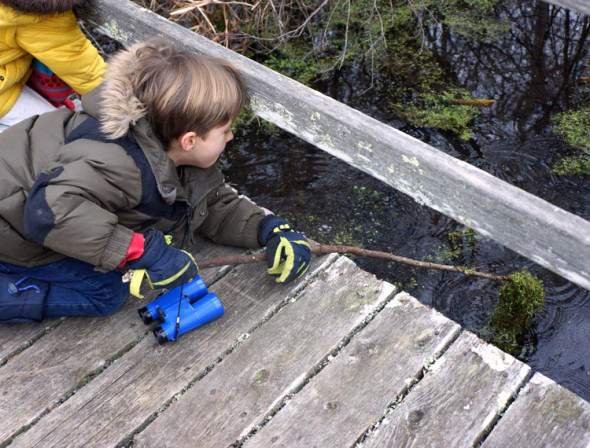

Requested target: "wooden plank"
[
  {"left": 0, "top": 238, "right": 241, "bottom": 445},
  {"left": 482, "top": 372, "right": 590, "bottom": 447},
  {"left": 243, "top": 292, "right": 461, "bottom": 448},
  {"left": 0, "top": 319, "right": 61, "bottom": 365},
  {"left": 0, "top": 296, "right": 144, "bottom": 443},
  {"left": 543, "top": 0, "right": 590, "bottom": 16},
  {"left": 361, "top": 331, "right": 531, "bottom": 447},
  {"left": 76, "top": 0, "right": 590, "bottom": 291},
  {"left": 8, "top": 255, "right": 336, "bottom": 448},
  {"left": 133, "top": 257, "right": 396, "bottom": 448}
]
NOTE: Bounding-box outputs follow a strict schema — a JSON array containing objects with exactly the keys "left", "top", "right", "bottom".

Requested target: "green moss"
[
  {"left": 262, "top": 46, "right": 321, "bottom": 86},
  {"left": 352, "top": 186, "right": 384, "bottom": 209},
  {"left": 159, "top": 0, "right": 511, "bottom": 140},
  {"left": 552, "top": 106, "right": 590, "bottom": 176},
  {"left": 553, "top": 106, "right": 590, "bottom": 152},
  {"left": 395, "top": 91, "right": 478, "bottom": 140},
  {"left": 376, "top": 5, "right": 483, "bottom": 139},
  {"left": 489, "top": 269, "right": 545, "bottom": 355},
  {"left": 437, "top": 0, "right": 508, "bottom": 40},
  {"left": 328, "top": 230, "right": 362, "bottom": 248},
  {"left": 448, "top": 227, "right": 479, "bottom": 248},
  {"left": 553, "top": 154, "right": 590, "bottom": 176},
  {"left": 437, "top": 227, "right": 480, "bottom": 261},
  {"left": 245, "top": 0, "right": 493, "bottom": 140}
]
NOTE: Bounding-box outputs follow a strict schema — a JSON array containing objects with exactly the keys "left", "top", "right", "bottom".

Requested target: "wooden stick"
[
  {"left": 195, "top": 245, "right": 508, "bottom": 282},
  {"left": 450, "top": 98, "right": 496, "bottom": 107}
]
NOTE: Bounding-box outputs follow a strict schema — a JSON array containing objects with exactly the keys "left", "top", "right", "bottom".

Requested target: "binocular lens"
[
  {"left": 153, "top": 326, "right": 168, "bottom": 345},
  {"left": 138, "top": 306, "right": 154, "bottom": 325}
]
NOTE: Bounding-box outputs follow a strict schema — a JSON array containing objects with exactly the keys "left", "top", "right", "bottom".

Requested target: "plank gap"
[
  {"left": 231, "top": 280, "right": 399, "bottom": 448},
  {"left": 0, "top": 332, "right": 148, "bottom": 448},
  {"left": 0, "top": 318, "right": 65, "bottom": 367},
  {"left": 353, "top": 325, "right": 464, "bottom": 448},
  {"left": 473, "top": 369, "right": 533, "bottom": 447},
  {"left": 357, "top": 331, "right": 531, "bottom": 447},
  {"left": 118, "top": 255, "right": 339, "bottom": 448}
]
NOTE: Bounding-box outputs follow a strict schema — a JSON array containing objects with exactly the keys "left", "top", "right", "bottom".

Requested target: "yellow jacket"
[{"left": 0, "top": 5, "right": 107, "bottom": 117}]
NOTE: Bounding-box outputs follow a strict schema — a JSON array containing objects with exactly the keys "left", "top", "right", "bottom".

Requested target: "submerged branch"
[
  {"left": 195, "top": 245, "right": 507, "bottom": 282},
  {"left": 450, "top": 98, "right": 496, "bottom": 107}
]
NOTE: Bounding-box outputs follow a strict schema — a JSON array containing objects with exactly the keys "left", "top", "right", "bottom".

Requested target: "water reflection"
[{"left": 429, "top": 1, "right": 590, "bottom": 135}]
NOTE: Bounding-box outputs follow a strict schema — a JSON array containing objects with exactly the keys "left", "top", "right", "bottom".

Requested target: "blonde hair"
[{"left": 103, "top": 38, "right": 248, "bottom": 148}]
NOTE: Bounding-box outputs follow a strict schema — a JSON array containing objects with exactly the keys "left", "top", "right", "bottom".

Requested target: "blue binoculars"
[{"left": 137, "top": 275, "right": 224, "bottom": 344}]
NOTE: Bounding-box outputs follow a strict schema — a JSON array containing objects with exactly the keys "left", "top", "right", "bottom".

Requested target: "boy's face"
[{"left": 183, "top": 121, "right": 234, "bottom": 168}]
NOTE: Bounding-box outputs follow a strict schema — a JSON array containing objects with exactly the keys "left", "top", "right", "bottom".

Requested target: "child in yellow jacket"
[{"left": 0, "top": 0, "right": 106, "bottom": 131}]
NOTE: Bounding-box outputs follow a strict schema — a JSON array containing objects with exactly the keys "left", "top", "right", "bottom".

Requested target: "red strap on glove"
[{"left": 118, "top": 233, "right": 145, "bottom": 268}]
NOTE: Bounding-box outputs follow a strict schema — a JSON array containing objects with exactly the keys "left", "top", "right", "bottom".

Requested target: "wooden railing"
[{"left": 77, "top": 0, "right": 590, "bottom": 291}]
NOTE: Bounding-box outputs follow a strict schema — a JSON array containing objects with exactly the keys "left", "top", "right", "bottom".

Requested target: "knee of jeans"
[{"left": 93, "top": 282, "right": 129, "bottom": 316}]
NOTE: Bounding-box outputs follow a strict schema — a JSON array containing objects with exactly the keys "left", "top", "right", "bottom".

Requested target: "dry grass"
[{"left": 132, "top": 0, "right": 349, "bottom": 54}]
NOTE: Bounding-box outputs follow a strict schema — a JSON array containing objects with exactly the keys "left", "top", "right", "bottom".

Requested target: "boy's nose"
[{"left": 227, "top": 130, "right": 234, "bottom": 142}]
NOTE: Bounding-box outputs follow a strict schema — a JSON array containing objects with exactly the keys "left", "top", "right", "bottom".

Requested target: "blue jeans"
[{"left": 0, "top": 258, "right": 129, "bottom": 319}]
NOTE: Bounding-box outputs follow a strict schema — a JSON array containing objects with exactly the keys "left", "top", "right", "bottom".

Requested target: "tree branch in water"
[{"left": 195, "top": 245, "right": 507, "bottom": 282}]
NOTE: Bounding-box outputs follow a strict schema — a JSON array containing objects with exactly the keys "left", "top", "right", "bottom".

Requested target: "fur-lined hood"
[
  {"left": 97, "top": 42, "right": 148, "bottom": 140},
  {"left": 0, "top": 0, "right": 83, "bottom": 14}
]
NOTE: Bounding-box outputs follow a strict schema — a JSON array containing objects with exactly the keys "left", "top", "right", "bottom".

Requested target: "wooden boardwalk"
[{"left": 1, "top": 238, "right": 588, "bottom": 448}]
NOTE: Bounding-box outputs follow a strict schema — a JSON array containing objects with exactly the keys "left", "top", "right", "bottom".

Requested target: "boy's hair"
[
  {"left": 0, "top": 0, "right": 82, "bottom": 14},
  {"left": 99, "top": 38, "right": 248, "bottom": 149}
]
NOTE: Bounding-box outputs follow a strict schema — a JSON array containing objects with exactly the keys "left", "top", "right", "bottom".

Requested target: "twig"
[
  {"left": 195, "top": 245, "right": 508, "bottom": 282},
  {"left": 77, "top": 20, "right": 106, "bottom": 57},
  {"left": 170, "top": 0, "right": 253, "bottom": 17},
  {"left": 451, "top": 99, "right": 496, "bottom": 107}
]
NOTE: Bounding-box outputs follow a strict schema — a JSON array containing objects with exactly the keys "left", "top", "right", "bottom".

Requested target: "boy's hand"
[
  {"left": 258, "top": 216, "right": 311, "bottom": 283},
  {"left": 125, "top": 229, "right": 198, "bottom": 294}
]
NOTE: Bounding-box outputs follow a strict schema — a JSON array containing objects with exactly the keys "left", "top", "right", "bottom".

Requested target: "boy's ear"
[{"left": 178, "top": 131, "right": 198, "bottom": 151}]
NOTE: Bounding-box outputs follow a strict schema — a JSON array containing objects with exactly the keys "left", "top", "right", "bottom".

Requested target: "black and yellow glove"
[
  {"left": 125, "top": 229, "right": 198, "bottom": 298},
  {"left": 258, "top": 215, "right": 311, "bottom": 283}
]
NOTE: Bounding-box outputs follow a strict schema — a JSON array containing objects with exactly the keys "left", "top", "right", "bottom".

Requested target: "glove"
[
  {"left": 27, "top": 59, "right": 76, "bottom": 110},
  {"left": 258, "top": 215, "right": 311, "bottom": 284},
  {"left": 125, "top": 229, "right": 198, "bottom": 297}
]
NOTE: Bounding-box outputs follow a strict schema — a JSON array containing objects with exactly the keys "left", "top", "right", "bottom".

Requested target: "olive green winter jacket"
[{"left": 0, "top": 84, "right": 265, "bottom": 272}]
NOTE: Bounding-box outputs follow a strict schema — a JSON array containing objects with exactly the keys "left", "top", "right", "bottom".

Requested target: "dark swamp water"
[{"left": 220, "top": 2, "right": 590, "bottom": 400}]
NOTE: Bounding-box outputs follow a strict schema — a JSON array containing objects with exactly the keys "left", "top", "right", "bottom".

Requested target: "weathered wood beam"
[
  {"left": 543, "top": 0, "right": 590, "bottom": 16},
  {"left": 77, "top": 0, "right": 590, "bottom": 290}
]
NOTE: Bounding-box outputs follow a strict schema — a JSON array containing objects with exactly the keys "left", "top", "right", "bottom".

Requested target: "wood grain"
[
  {"left": 134, "top": 257, "right": 396, "bottom": 448},
  {"left": 361, "top": 331, "right": 531, "bottom": 447},
  {"left": 482, "top": 372, "right": 590, "bottom": 447},
  {"left": 244, "top": 292, "right": 461, "bottom": 447},
  {"left": 9, "top": 254, "right": 335, "bottom": 448}
]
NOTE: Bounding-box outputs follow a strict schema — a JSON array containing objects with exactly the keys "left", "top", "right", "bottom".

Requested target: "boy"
[
  {"left": 0, "top": 0, "right": 107, "bottom": 131},
  {"left": 0, "top": 38, "right": 311, "bottom": 322}
]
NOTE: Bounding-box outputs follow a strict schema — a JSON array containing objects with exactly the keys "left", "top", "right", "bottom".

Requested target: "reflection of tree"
[{"left": 429, "top": 0, "right": 589, "bottom": 136}]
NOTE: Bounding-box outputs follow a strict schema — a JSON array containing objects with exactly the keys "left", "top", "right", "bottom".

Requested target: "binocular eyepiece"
[{"left": 137, "top": 275, "right": 224, "bottom": 344}]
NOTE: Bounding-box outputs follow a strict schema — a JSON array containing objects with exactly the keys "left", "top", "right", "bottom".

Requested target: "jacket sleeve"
[
  {"left": 24, "top": 142, "right": 142, "bottom": 272},
  {"left": 198, "top": 183, "right": 267, "bottom": 249},
  {"left": 16, "top": 11, "right": 107, "bottom": 94}
]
